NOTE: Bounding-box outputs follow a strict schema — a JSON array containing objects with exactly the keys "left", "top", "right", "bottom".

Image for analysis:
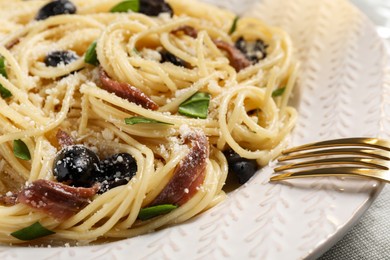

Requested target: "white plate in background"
[{"left": 0, "top": 0, "right": 388, "bottom": 259}]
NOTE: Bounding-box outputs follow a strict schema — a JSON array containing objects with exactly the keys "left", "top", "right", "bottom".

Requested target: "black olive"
[
  {"left": 235, "top": 37, "right": 267, "bottom": 63},
  {"left": 44, "top": 50, "right": 79, "bottom": 67},
  {"left": 139, "top": 0, "right": 173, "bottom": 17},
  {"left": 224, "top": 149, "right": 259, "bottom": 184},
  {"left": 35, "top": 0, "right": 77, "bottom": 21},
  {"left": 53, "top": 145, "right": 100, "bottom": 187},
  {"left": 94, "top": 153, "right": 137, "bottom": 193},
  {"left": 160, "top": 50, "right": 187, "bottom": 67}
]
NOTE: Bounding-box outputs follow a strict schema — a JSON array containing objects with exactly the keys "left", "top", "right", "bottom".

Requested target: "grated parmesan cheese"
[{"left": 102, "top": 128, "right": 114, "bottom": 141}]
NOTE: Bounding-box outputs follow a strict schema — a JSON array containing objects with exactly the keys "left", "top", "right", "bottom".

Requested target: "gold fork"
[{"left": 270, "top": 137, "right": 390, "bottom": 183}]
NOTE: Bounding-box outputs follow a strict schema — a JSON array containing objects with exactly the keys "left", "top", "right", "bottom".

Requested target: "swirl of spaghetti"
[{"left": 0, "top": 0, "right": 298, "bottom": 244}]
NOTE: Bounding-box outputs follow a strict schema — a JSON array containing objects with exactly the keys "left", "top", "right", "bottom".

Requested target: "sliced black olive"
[
  {"left": 35, "top": 0, "right": 77, "bottom": 21},
  {"left": 139, "top": 0, "right": 173, "bottom": 17},
  {"left": 44, "top": 50, "right": 79, "bottom": 67},
  {"left": 160, "top": 50, "right": 186, "bottom": 67},
  {"left": 235, "top": 37, "right": 267, "bottom": 63},
  {"left": 53, "top": 145, "right": 100, "bottom": 187},
  {"left": 224, "top": 149, "right": 259, "bottom": 184},
  {"left": 94, "top": 153, "right": 137, "bottom": 193}
]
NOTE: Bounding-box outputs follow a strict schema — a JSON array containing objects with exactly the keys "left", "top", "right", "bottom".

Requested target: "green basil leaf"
[
  {"left": 272, "top": 87, "right": 286, "bottom": 97},
  {"left": 11, "top": 222, "right": 55, "bottom": 241},
  {"left": 178, "top": 92, "right": 210, "bottom": 119},
  {"left": 0, "top": 56, "right": 7, "bottom": 78},
  {"left": 13, "top": 139, "right": 31, "bottom": 160},
  {"left": 85, "top": 41, "right": 99, "bottom": 66},
  {"left": 0, "top": 85, "right": 12, "bottom": 99},
  {"left": 125, "top": 116, "right": 173, "bottom": 125},
  {"left": 110, "top": 0, "right": 140, "bottom": 13},
  {"left": 229, "top": 16, "right": 239, "bottom": 35},
  {"left": 0, "top": 56, "right": 11, "bottom": 99},
  {"left": 138, "top": 204, "right": 178, "bottom": 221}
]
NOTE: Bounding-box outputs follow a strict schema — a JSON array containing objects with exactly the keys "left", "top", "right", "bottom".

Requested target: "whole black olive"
[
  {"left": 235, "top": 37, "right": 267, "bottom": 63},
  {"left": 44, "top": 50, "right": 79, "bottom": 67},
  {"left": 160, "top": 50, "right": 186, "bottom": 67},
  {"left": 53, "top": 145, "right": 100, "bottom": 187},
  {"left": 224, "top": 149, "right": 259, "bottom": 184},
  {"left": 139, "top": 0, "right": 173, "bottom": 17},
  {"left": 35, "top": 0, "right": 77, "bottom": 21},
  {"left": 95, "top": 153, "right": 137, "bottom": 193}
]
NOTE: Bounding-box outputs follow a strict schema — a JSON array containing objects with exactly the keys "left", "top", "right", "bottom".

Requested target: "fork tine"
[
  {"left": 272, "top": 137, "right": 390, "bottom": 183},
  {"left": 274, "top": 157, "right": 389, "bottom": 171},
  {"left": 278, "top": 148, "right": 390, "bottom": 162},
  {"left": 282, "top": 137, "right": 390, "bottom": 154},
  {"left": 270, "top": 167, "right": 390, "bottom": 183}
]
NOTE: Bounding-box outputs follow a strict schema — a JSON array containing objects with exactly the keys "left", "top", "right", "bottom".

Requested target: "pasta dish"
[{"left": 0, "top": 0, "right": 298, "bottom": 244}]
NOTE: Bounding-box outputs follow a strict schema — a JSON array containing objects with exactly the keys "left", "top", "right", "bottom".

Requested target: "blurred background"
[{"left": 320, "top": 0, "right": 390, "bottom": 259}]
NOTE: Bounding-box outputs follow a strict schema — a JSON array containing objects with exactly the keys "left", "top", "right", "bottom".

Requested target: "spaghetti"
[{"left": 0, "top": 0, "right": 298, "bottom": 244}]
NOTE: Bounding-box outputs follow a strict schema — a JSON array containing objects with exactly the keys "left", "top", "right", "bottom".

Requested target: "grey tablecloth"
[{"left": 320, "top": 1, "right": 390, "bottom": 259}]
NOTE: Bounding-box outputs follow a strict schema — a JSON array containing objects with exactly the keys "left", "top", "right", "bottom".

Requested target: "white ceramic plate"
[{"left": 0, "top": 0, "right": 388, "bottom": 259}]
